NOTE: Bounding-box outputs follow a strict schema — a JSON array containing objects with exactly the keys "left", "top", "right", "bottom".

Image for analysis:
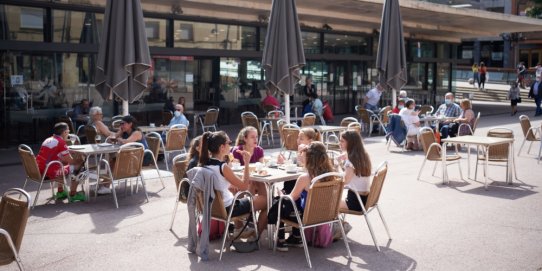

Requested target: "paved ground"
[{"left": 0, "top": 101, "right": 541, "bottom": 270}]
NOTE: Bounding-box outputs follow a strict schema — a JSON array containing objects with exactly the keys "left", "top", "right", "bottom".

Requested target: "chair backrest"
[
  {"left": 365, "top": 161, "right": 388, "bottom": 210},
  {"left": 418, "top": 105, "right": 434, "bottom": 116},
  {"left": 67, "top": 134, "right": 81, "bottom": 145},
  {"left": 111, "top": 119, "right": 123, "bottom": 131},
  {"left": 0, "top": 188, "right": 31, "bottom": 263},
  {"left": 162, "top": 111, "right": 173, "bottom": 126},
  {"left": 355, "top": 105, "right": 371, "bottom": 124},
  {"left": 379, "top": 106, "right": 392, "bottom": 123},
  {"left": 196, "top": 189, "right": 229, "bottom": 220},
  {"left": 419, "top": 127, "right": 440, "bottom": 160},
  {"left": 303, "top": 172, "right": 344, "bottom": 226},
  {"left": 203, "top": 108, "right": 219, "bottom": 126},
  {"left": 241, "top": 112, "right": 261, "bottom": 133},
  {"left": 340, "top": 117, "right": 358, "bottom": 127},
  {"left": 56, "top": 115, "right": 76, "bottom": 134},
  {"left": 472, "top": 112, "right": 481, "bottom": 132},
  {"left": 262, "top": 104, "right": 277, "bottom": 115},
  {"left": 172, "top": 153, "right": 189, "bottom": 192},
  {"left": 111, "top": 115, "right": 124, "bottom": 121},
  {"left": 519, "top": 115, "right": 537, "bottom": 141},
  {"left": 166, "top": 124, "right": 188, "bottom": 151},
  {"left": 84, "top": 125, "right": 98, "bottom": 144},
  {"left": 347, "top": 122, "right": 362, "bottom": 134},
  {"left": 145, "top": 132, "right": 162, "bottom": 160},
  {"left": 113, "top": 143, "right": 144, "bottom": 180},
  {"left": 267, "top": 110, "right": 285, "bottom": 130},
  {"left": 486, "top": 128, "right": 513, "bottom": 160},
  {"left": 301, "top": 113, "right": 316, "bottom": 127},
  {"left": 282, "top": 125, "right": 300, "bottom": 151},
  {"left": 18, "top": 145, "right": 42, "bottom": 182}
]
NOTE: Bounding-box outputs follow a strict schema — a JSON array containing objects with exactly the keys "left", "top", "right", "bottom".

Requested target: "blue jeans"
[{"left": 440, "top": 123, "right": 451, "bottom": 138}]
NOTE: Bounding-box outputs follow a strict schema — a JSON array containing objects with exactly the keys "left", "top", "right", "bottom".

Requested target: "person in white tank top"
[
  {"left": 198, "top": 131, "right": 268, "bottom": 235},
  {"left": 338, "top": 130, "right": 373, "bottom": 212}
]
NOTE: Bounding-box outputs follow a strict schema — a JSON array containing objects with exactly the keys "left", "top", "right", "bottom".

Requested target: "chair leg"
[
  {"left": 169, "top": 194, "right": 181, "bottom": 230},
  {"left": 299, "top": 226, "right": 312, "bottom": 268},
  {"left": 417, "top": 159, "right": 427, "bottom": 181},
  {"left": 517, "top": 138, "right": 526, "bottom": 156},
  {"left": 364, "top": 213, "right": 381, "bottom": 251},
  {"left": 457, "top": 160, "right": 464, "bottom": 180},
  {"left": 32, "top": 180, "right": 46, "bottom": 209},
  {"left": 153, "top": 157, "right": 165, "bottom": 188},
  {"left": 431, "top": 161, "right": 439, "bottom": 177},
  {"left": 219, "top": 216, "right": 232, "bottom": 261},
  {"left": 111, "top": 181, "right": 119, "bottom": 208},
  {"left": 0, "top": 229, "right": 24, "bottom": 271},
  {"left": 164, "top": 152, "right": 170, "bottom": 172},
  {"left": 337, "top": 220, "right": 352, "bottom": 258},
  {"left": 528, "top": 141, "right": 533, "bottom": 154},
  {"left": 140, "top": 176, "right": 149, "bottom": 203},
  {"left": 376, "top": 205, "right": 392, "bottom": 240}
]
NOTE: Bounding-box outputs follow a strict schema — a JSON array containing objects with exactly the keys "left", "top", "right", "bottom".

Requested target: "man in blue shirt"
[
  {"left": 529, "top": 75, "right": 542, "bottom": 116},
  {"left": 435, "top": 92, "right": 462, "bottom": 138},
  {"left": 162, "top": 103, "right": 189, "bottom": 143}
]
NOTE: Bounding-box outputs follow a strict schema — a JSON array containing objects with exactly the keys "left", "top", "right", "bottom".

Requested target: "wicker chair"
[
  {"left": 379, "top": 106, "right": 392, "bottom": 129},
  {"left": 458, "top": 112, "right": 481, "bottom": 136},
  {"left": 169, "top": 153, "right": 189, "bottom": 230},
  {"left": 84, "top": 125, "right": 98, "bottom": 144},
  {"left": 199, "top": 107, "right": 219, "bottom": 132},
  {"left": 141, "top": 132, "right": 165, "bottom": 188},
  {"left": 195, "top": 188, "right": 258, "bottom": 261},
  {"left": 18, "top": 144, "right": 69, "bottom": 209},
  {"left": 418, "top": 105, "right": 434, "bottom": 116},
  {"left": 475, "top": 128, "right": 517, "bottom": 182},
  {"left": 0, "top": 188, "right": 31, "bottom": 271},
  {"left": 281, "top": 124, "right": 300, "bottom": 159},
  {"left": 99, "top": 143, "right": 149, "bottom": 208},
  {"left": 340, "top": 117, "right": 359, "bottom": 127},
  {"left": 339, "top": 161, "right": 391, "bottom": 251},
  {"left": 346, "top": 122, "right": 362, "bottom": 134},
  {"left": 301, "top": 113, "right": 316, "bottom": 127},
  {"left": 273, "top": 172, "right": 351, "bottom": 268},
  {"left": 241, "top": 111, "right": 272, "bottom": 146},
  {"left": 267, "top": 110, "right": 285, "bottom": 141},
  {"left": 417, "top": 127, "right": 463, "bottom": 181},
  {"left": 111, "top": 119, "right": 123, "bottom": 132},
  {"left": 355, "top": 105, "right": 374, "bottom": 137},
  {"left": 162, "top": 111, "right": 173, "bottom": 126},
  {"left": 518, "top": 115, "right": 540, "bottom": 156},
  {"left": 162, "top": 124, "right": 188, "bottom": 171}
]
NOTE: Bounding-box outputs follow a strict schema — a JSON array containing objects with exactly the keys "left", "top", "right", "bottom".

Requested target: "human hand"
[{"left": 236, "top": 149, "right": 251, "bottom": 165}]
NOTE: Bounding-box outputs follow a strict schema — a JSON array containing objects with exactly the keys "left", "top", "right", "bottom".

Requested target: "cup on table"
[
  {"left": 231, "top": 161, "right": 241, "bottom": 170},
  {"left": 255, "top": 162, "right": 264, "bottom": 172},
  {"left": 95, "top": 135, "right": 102, "bottom": 143},
  {"left": 149, "top": 123, "right": 155, "bottom": 128},
  {"left": 285, "top": 164, "right": 297, "bottom": 173}
]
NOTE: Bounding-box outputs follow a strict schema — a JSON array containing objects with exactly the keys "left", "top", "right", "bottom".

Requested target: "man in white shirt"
[{"left": 362, "top": 83, "right": 384, "bottom": 111}]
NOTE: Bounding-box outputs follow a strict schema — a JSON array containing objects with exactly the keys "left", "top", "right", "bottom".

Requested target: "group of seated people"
[
  {"left": 183, "top": 123, "right": 373, "bottom": 251},
  {"left": 394, "top": 92, "right": 475, "bottom": 150}
]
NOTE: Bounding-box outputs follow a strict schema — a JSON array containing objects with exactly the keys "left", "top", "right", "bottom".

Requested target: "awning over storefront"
[{"left": 148, "top": 0, "right": 542, "bottom": 43}]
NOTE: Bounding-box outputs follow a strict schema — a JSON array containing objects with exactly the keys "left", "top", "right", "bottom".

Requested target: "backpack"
[
  {"left": 303, "top": 224, "right": 333, "bottom": 248},
  {"left": 197, "top": 219, "right": 226, "bottom": 241}
]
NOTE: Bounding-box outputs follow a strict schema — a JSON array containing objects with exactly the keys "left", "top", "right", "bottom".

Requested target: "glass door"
[{"left": 328, "top": 61, "right": 350, "bottom": 115}]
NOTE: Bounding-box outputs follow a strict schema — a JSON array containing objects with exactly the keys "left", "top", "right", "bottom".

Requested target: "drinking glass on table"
[
  {"left": 69, "top": 136, "right": 76, "bottom": 145},
  {"left": 95, "top": 134, "right": 102, "bottom": 143}
]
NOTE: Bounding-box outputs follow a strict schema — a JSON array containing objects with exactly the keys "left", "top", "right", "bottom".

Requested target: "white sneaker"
[{"left": 97, "top": 186, "right": 112, "bottom": 195}]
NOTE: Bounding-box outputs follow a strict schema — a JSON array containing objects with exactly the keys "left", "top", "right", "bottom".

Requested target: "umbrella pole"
[
  {"left": 392, "top": 89, "right": 397, "bottom": 107},
  {"left": 122, "top": 100, "right": 129, "bottom": 116},
  {"left": 284, "top": 94, "right": 290, "bottom": 123}
]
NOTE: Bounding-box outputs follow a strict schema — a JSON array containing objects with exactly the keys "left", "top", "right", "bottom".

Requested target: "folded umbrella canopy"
[
  {"left": 95, "top": 0, "right": 151, "bottom": 115},
  {"left": 262, "top": 0, "right": 305, "bottom": 123},
  {"left": 376, "top": 0, "right": 407, "bottom": 107}
]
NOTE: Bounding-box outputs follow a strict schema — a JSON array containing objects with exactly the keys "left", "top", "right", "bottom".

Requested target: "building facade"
[{"left": 0, "top": 0, "right": 540, "bottom": 146}]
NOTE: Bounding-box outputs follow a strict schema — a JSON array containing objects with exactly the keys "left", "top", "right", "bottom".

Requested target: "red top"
[
  {"left": 479, "top": 66, "right": 487, "bottom": 75},
  {"left": 36, "top": 135, "right": 69, "bottom": 174},
  {"left": 261, "top": 95, "right": 280, "bottom": 108}
]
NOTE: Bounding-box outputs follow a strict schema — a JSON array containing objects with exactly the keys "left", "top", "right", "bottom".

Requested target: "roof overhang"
[{"left": 141, "top": 0, "right": 542, "bottom": 43}]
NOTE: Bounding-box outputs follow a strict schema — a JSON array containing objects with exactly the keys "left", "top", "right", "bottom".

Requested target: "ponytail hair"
[{"left": 198, "top": 131, "right": 228, "bottom": 166}]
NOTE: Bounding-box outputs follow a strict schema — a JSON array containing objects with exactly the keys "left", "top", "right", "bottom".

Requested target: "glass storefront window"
[
  {"left": 53, "top": 10, "right": 103, "bottom": 43},
  {"left": 437, "top": 43, "right": 450, "bottom": 59},
  {"left": 174, "top": 21, "right": 256, "bottom": 51},
  {"left": 323, "top": 33, "right": 368, "bottom": 55},
  {"left": 144, "top": 18, "right": 167, "bottom": 47},
  {"left": 1, "top": 5, "right": 44, "bottom": 41},
  {"left": 411, "top": 41, "right": 435, "bottom": 58},
  {"left": 260, "top": 27, "right": 267, "bottom": 50},
  {"left": 302, "top": 32, "right": 320, "bottom": 54}
]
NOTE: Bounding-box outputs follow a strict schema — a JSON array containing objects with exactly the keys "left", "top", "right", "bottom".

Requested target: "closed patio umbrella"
[
  {"left": 376, "top": 0, "right": 407, "bottom": 107},
  {"left": 262, "top": 0, "right": 305, "bottom": 123},
  {"left": 95, "top": 0, "right": 151, "bottom": 116}
]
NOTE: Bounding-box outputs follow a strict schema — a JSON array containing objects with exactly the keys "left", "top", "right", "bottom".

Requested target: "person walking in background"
[
  {"left": 536, "top": 62, "right": 542, "bottom": 77},
  {"left": 517, "top": 62, "right": 527, "bottom": 89},
  {"left": 528, "top": 75, "right": 542, "bottom": 116},
  {"left": 472, "top": 63, "right": 480, "bottom": 89},
  {"left": 508, "top": 81, "right": 521, "bottom": 116},
  {"left": 479, "top": 62, "right": 487, "bottom": 91}
]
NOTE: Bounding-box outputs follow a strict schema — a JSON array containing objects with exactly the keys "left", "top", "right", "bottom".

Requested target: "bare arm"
[
  {"left": 117, "top": 130, "right": 142, "bottom": 144},
  {"left": 95, "top": 120, "right": 114, "bottom": 137},
  {"left": 222, "top": 149, "right": 252, "bottom": 191}
]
